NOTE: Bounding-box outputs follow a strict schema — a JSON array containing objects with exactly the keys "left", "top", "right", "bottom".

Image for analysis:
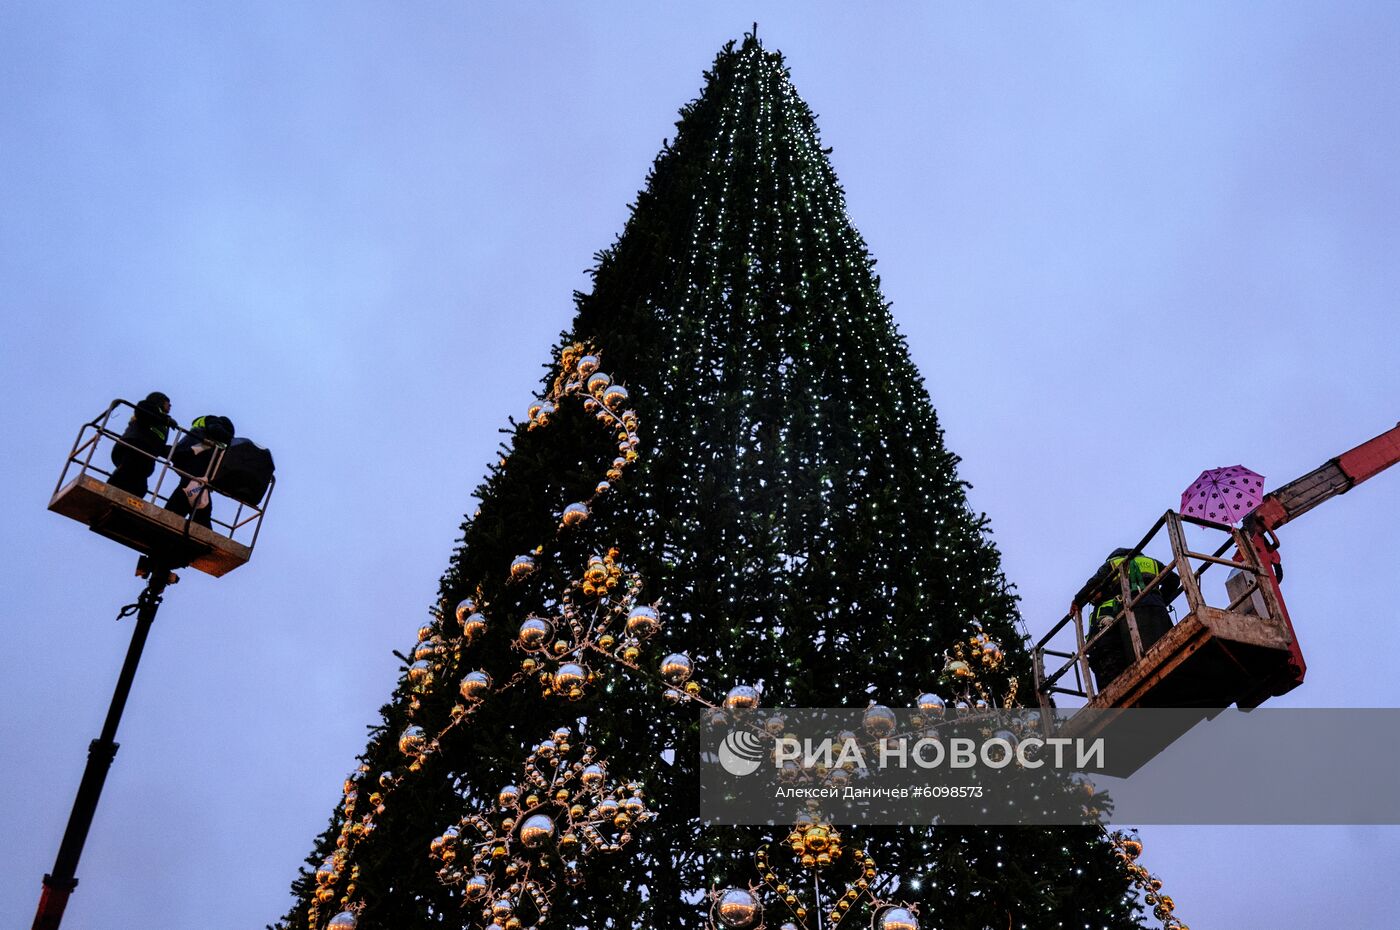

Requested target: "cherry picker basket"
[{"left": 48, "top": 399, "right": 274, "bottom": 576}]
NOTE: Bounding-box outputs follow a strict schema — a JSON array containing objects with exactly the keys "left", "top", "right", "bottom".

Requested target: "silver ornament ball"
[
  {"left": 408, "top": 659, "right": 433, "bottom": 685},
  {"left": 315, "top": 856, "right": 336, "bottom": 883},
  {"left": 626, "top": 604, "right": 661, "bottom": 636},
  {"left": 724, "top": 684, "right": 759, "bottom": 710},
  {"left": 864, "top": 704, "right": 898, "bottom": 737},
  {"left": 398, "top": 725, "right": 426, "bottom": 755},
  {"left": 460, "top": 670, "right": 492, "bottom": 701},
  {"left": 517, "top": 617, "right": 552, "bottom": 648},
  {"left": 603, "top": 384, "right": 630, "bottom": 409},
  {"left": 463, "top": 612, "right": 488, "bottom": 638},
  {"left": 878, "top": 906, "right": 919, "bottom": 930},
  {"left": 715, "top": 888, "right": 762, "bottom": 929},
  {"left": 916, "top": 693, "right": 946, "bottom": 717},
  {"left": 660, "top": 653, "right": 693, "bottom": 684},
  {"left": 554, "top": 662, "right": 587, "bottom": 691},
  {"left": 519, "top": 813, "right": 556, "bottom": 848}
]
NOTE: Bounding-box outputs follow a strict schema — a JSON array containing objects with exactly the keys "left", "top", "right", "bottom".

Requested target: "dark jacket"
[
  {"left": 112, "top": 396, "right": 173, "bottom": 464},
  {"left": 170, "top": 415, "right": 236, "bottom": 481}
]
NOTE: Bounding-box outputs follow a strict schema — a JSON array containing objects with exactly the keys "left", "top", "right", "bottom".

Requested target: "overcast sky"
[{"left": 2, "top": 3, "right": 1398, "bottom": 928}]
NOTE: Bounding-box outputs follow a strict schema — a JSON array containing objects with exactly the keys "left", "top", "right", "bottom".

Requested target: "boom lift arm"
[
  {"left": 1246, "top": 422, "right": 1400, "bottom": 536},
  {"left": 1237, "top": 421, "right": 1400, "bottom": 703}
]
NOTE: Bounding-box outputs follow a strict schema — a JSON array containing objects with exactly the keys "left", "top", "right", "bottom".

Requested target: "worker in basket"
[
  {"left": 163, "top": 414, "right": 235, "bottom": 527},
  {"left": 1072, "top": 548, "right": 1181, "bottom": 690},
  {"left": 108, "top": 392, "right": 174, "bottom": 497}
]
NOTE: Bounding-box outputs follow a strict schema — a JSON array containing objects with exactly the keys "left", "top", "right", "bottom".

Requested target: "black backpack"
[{"left": 212, "top": 438, "right": 276, "bottom": 505}]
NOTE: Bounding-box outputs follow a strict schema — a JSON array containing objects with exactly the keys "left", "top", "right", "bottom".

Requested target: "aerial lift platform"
[
  {"left": 34, "top": 399, "right": 274, "bottom": 930},
  {"left": 48, "top": 399, "right": 272, "bottom": 575},
  {"left": 1034, "top": 422, "right": 1400, "bottom": 775}
]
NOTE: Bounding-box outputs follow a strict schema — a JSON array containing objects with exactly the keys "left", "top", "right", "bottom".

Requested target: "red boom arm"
[{"left": 1237, "top": 422, "right": 1400, "bottom": 704}]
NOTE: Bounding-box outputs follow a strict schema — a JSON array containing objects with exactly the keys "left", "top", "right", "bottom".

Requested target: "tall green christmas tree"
[{"left": 280, "top": 33, "right": 1146, "bottom": 930}]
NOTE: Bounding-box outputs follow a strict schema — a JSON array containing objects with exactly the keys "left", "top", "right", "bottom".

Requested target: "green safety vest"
[{"left": 1092, "top": 555, "right": 1165, "bottom": 626}]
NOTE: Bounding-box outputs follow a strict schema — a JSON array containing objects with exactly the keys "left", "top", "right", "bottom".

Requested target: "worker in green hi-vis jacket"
[{"left": 1072, "top": 547, "right": 1181, "bottom": 690}]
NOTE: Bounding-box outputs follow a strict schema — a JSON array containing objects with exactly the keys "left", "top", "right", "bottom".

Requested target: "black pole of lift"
[{"left": 32, "top": 566, "right": 171, "bottom": 930}]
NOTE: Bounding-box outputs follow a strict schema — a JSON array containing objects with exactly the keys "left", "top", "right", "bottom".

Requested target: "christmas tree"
[{"left": 280, "top": 33, "right": 1148, "bottom": 930}]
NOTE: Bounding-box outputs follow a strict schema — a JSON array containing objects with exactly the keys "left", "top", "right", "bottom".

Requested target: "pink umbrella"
[{"left": 1181, "top": 465, "right": 1266, "bottom": 525}]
